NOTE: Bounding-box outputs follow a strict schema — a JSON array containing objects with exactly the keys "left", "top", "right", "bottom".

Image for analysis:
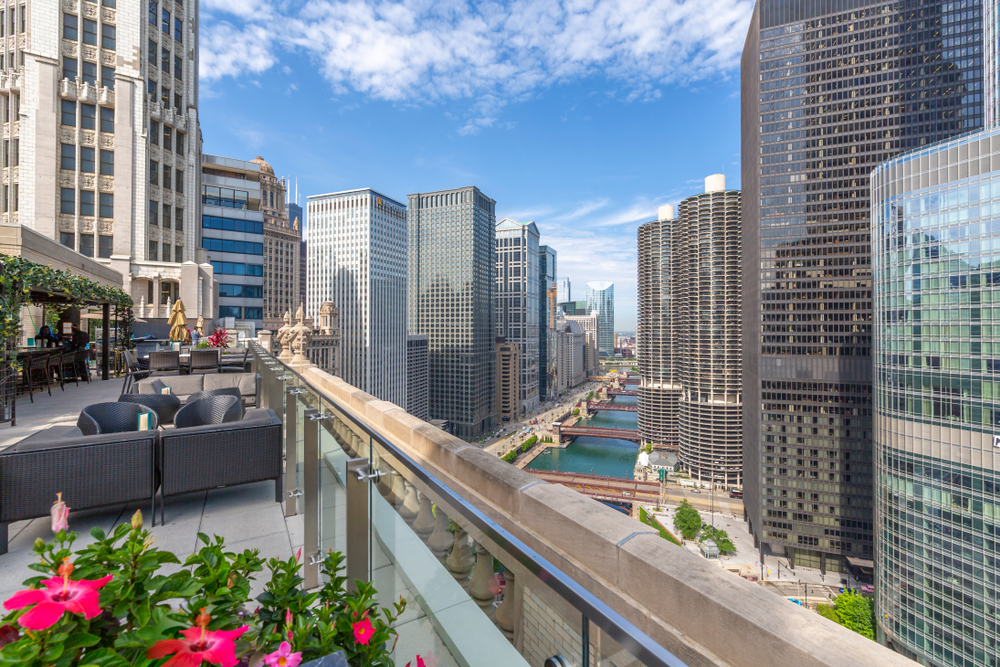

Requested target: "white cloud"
[{"left": 200, "top": 0, "right": 754, "bottom": 129}]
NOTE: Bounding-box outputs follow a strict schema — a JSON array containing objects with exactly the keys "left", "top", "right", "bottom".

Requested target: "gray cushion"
[
  {"left": 137, "top": 375, "right": 205, "bottom": 396},
  {"left": 10, "top": 426, "right": 154, "bottom": 452},
  {"left": 164, "top": 408, "right": 279, "bottom": 438},
  {"left": 204, "top": 373, "right": 256, "bottom": 396}
]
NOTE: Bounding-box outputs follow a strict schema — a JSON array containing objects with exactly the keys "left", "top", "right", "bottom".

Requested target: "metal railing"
[{"left": 250, "top": 342, "right": 687, "bottom": 667}]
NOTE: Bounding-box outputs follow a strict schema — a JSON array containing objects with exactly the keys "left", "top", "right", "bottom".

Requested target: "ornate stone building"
[{"left": 254, "top": 157, "right": 301, "bottom": 323}]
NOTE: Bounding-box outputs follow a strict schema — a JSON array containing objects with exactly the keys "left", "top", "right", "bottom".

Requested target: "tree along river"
[{"left": 526, "top": 394, "right": 639, "bottom": 480}]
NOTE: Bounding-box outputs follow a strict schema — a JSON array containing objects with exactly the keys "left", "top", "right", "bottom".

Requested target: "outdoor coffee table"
[{"left": 118, "top": 393, "right": 182, "bottom": 425}]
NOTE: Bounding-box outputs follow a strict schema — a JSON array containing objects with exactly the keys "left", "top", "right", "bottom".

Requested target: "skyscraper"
[
  {"left": 256, "top": 159, "right": 301, "bottom": 324},
  {"left": 557, "top": 277, "right": 571, "bottom": 304},
  {"left": 408, "top": 187, "right": 497, "bottom": 439},
  {"left": 496, "top": 218, "right": 540, "bottom": 414},
  {"left": 406, "top": 334, "right": 429, "bottom": 421},
  {"left": 289, "top": 201, "right": 306, "bottom": 312},
  {"left": 307, "top": 189, "right": 407, "bottom": 407},
  {"left": 586, "top": 282, "right": 615, "bottom": 358},
  {"left": 742, "top": 0, "right": 985, "bottom": 572},
  {"left": 638, "top": 205, "right": 681, "bottom": 450},
  {"left": 14, "top": 0, "right": 210, "bottom": 319},
  {"left": 539, "top": 245, "right": 557, "bottom": 400}
]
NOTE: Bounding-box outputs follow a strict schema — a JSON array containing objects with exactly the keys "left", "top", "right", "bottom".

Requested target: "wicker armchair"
[
  {"left": 188, "top": 349, "right": 220, "bottom": 374},
  {"left": 173, "top": 395, "right": 242, "bottom": 428},
  {"left": 220, "top": 347, "right": 249, "bottom": 373},
  {"left": 118, "top": 393, "right": 182, "bottom": 425},
  {"left": 185, "top": 387, "right": 245, "bottom": 419},
  {"left": 78, "top": 402, "right": 159, "bottom": 436},
  {"left": 148, "top": 351, "right": 181, "bottom": 375}
]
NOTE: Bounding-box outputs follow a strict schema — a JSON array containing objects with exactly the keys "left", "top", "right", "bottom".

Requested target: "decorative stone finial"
[{"left": 290, "top": 304, "right": 311, "bottom": 365}]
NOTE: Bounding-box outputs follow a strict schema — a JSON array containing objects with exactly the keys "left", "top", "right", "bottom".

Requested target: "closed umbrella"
[{"left": 168, "top": 299, "right": 188, "bottom": 342}]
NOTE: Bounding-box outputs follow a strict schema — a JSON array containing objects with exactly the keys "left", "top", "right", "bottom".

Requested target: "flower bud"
[{"left": 131, "top": 509, "right": 143, "bottom": 530}]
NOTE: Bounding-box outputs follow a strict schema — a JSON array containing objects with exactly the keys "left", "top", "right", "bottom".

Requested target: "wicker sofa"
[
  {"left": 131, "top": 373, "right": 259, "bottom": 407},
  {"left": 0, "top": 402, "right": 281, "bottom": 552}
]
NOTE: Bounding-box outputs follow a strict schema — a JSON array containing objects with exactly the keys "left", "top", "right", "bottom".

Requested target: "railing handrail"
[{"left": 252, "top": 343, "right": 689, "bottom": 667}]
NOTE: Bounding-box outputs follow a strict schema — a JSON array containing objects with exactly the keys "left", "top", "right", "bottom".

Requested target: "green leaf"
[
  {"left": 65, "top": 632, "right": 101, "bottom": 650},
  {"left": 90, "top": 527, "right": 106, "bottom": 540},
  {"left": 77, "top": 647, "right": 133, "bottom": 667}
]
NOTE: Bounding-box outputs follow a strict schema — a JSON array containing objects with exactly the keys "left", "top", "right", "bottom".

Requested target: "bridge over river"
[
  {"left": 606, "top": 389, "right": 638, "bottom": 397},
  {"left": 559, "top": 425, "right": 640, "bottom": 443},
  {"left": 526, "top": 470, "right": 659, "bottom": 503},
  {"left": 588, "top": 401, "right": 637, "bottom": 413}
]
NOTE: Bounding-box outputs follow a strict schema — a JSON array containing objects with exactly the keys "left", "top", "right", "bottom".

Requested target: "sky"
[{"left": 198, "top": 0, "right": 755, "bottom": 332}]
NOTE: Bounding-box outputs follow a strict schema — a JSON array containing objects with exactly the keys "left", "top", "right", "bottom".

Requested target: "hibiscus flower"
[
  {"left": 146, "top": 609, "right": 248, "bottom": 667},
  {"left": 3, "top": 559, "right": 111, "bottom": 631},
  {"left": 352, "top": 616, "right": 375, "bottom": 645}
]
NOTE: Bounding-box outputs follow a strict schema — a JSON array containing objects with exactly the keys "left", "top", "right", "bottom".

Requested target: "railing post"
[
  {"left": 345, "top": 457, "right": 371, "bottom": 593},
  {"left": 302, "top": 408, "right": 320, "bottom": 590},
  {"left": 285, "top": 387, "right": 305, "bottom": 517}
]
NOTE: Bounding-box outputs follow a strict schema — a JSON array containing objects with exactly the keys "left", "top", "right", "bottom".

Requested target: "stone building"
[
  {"left": 564, "top": 312, "right": 599, "bottom": 376},
  {"left": 497, "top": 340, "right": 520, "bottom": 422},
  {"left": 254, "top": 157, "right": 301, "bottom": 324},
  {"left": 306, "top": 301, "right": 340, "bottom": 377},
  {"left": 406, "top": 334, "right": 429, "bottom": 421}
]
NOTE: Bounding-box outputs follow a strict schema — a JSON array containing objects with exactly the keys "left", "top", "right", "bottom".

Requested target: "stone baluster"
[
  {"left": 494, "top": 567, "right": 516, "bottom": 641},
  {"left": 412, "top": 493, "right": 435, "bottom": 539},
  {"left": 388, "top": 471, "right": 407, "bottom": 507},
  {"left": 400, "top": 482, "right": 419, "bottom": 524},
  {"left": 427, "top": 509, "right": 452, "bottom": 558},
  {"left": 445, "top": 526, "right": 475, "bottom": 585},
  {"left": 468, "top": 543, "right": 498, "bottom": 619}
]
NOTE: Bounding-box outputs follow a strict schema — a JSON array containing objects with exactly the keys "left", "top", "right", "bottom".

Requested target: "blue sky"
[{"left": 198, "top": 0, "right": 754, "bottom": 331}]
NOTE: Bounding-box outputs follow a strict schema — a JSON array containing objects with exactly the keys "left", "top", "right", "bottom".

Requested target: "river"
[{"left": 526, "top": 394, "right": 639, "bottom": 479}]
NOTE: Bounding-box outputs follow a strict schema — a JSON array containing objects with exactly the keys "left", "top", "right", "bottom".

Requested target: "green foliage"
[
  {"left": 502, "top": 450, "right": 518, "bottom": 463},
  {"left": 672, "top": 500, "right": 702, "bottom": 541},
  {"left": 520, "top": 435, "right": 538, "bottom": 453},
  {"left": 572, "top": 408, "right": 580, "bottom": 415},
  {"left": 643, "top": 443, "right": 653, "bottom": 454},
  {"left": 819, "top": 591, "right": 875, "bottom": 640},
  {"left": 698, "top": 524, "right": 736, "bottom": 555},
  {"left": 639, "top": 507, "right": 681, "bottom": 546},
  {"left": 0, "top": 511, "right": 404, "bottom": 666}
]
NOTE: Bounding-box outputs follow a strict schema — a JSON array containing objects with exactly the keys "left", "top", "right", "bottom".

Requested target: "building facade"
[
  {"left": 872, "top": 124, "right": 1000, "bottom": 667},
  {"left": 408, "top": 187, "right": 496, "bottom": 440},
  {"left": 307, "top": 188, "right": 407, "bottom": 407},
  {"left": 200, "top": 154, "right": 264, "bottom": 329},
  {"left": 586, "top": 282, "right": 615, "bottom": 358},
  {"left": 539, "top": 245, "right": 557, "bottom": 401},
  {"left": 555, "top": 318, "right": 586, "bottom": 392},
  {"left": 255, "top": 157, "right": 301, "bottom": 323},
  {"left": 497, "top": 340, "right": 520, "bottom": 422},
  {"left": 289, "top": 201, "right": 306, "bottom": 311},
  {"left": 557, "top": 277, "right": 571, "bottom": 304},
  {"left": 496, "top": 218, "right": 540, "bottom": 414},
  {"left": 565, "top": 313, "right": 599, "bottom": 376},
  {"left": 741, "top": 0, "right": 985, "bottom": 572},
  {"left": 406, "top": 334, "right": 429, "bottom": 421},
  {"left": 305, "top": 301, "right": 341, "bottom": 376},
  {"left": 638, "top": 205, "right": 682, "bottom": 450},
  {"left": 12, "top": 0, "right": 211, "bottom": 320}
]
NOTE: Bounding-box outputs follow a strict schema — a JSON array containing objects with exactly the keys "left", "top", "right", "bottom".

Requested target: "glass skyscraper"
[
  {"left": 872, "top": 125, "right": 1000, "bottom": 667},
  {"left": 586, "top": 282, "right": 615, "bottom": 358},
  {"left": 539, "top": 245, "right": 557, "bottom": 400},
  {"left": 742, "top": 0, "right": 985, "bottom": 573},
  {"left": 496, "top": 219, "right": 541, "bottom": 413}
]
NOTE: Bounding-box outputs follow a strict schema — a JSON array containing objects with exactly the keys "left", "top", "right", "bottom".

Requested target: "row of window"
[
  {"left": 202, "top": 215, "right": 263, "bottom": 235},
  {"left": 61, "top": 145, "right": 113, "bottom": 175},
  {"left": 0, "top": 7, "right": 26, "bottom": 39},
  {"left": 63, "top": 14, "right": 116, "bottom": 51},
  {"left": 219, "top": 284, "right": 263, "bottom": 299},
  {"left": 149, "top": 160, "right": 184, "bottom": 192},
  {"left": 149, "top": 121, "right": 185, "bottom": 153},
  {"left": 211, "top": 261, "right": 263, "bottom": 277},
  {"left": 149, "top": 3, "right": 183, "bottom": 43},
  {"left": 60, "top": 232, "right": 112, "bottom": 259},
  {"left": 147, "top": 200, "right": 183, "bottom": 230},
  {"left": 201, "top": 237, "right": 263, "bottom": 255},
  {"left": 60, "top": 188, "right": 113, "bottom": 218},
  {"left": 148, "top": 40, "right": 183, "bottom": 80},
  {"left": 63, "top": 59, "right": 115, "bottom": 90},
  {"left": 201, "top": 186, "right": 250, "bottom": 209},
  {"left": 219, "top": 306, "right": 263, "bottom": 320},
  {"left": 147, "top": 80, "right": 184, "bottom": 113},
  {"left": 61, "top": 101, "right": 114, "bottom": 132},
  {"left": 148, "top": 241, "right": 182, "bottom": 263}
]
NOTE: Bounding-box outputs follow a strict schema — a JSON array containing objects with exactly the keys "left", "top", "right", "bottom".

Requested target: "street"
[{"left": 480, "top": 381, "right": 604, "bottom": 455}]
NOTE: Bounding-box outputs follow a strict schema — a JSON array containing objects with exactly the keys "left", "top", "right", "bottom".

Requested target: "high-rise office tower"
[
  {"left": 586, "top": 282, "right": 615, "bottom": 358},
  {"left": 12, "top": 0, "right": 210, "bottom": 319},
  {"left": 255, "top": 157, "right": 301, "bottom": 323},
  {"left": 742, "top": 0, "right": 985, "bottom": 572},
  {"left": 872, "top": 124, "right": 1000, "bottom": 667},
  {"left": 496, "top": 340, "right": 520, "bottom": 421},
  {"left": 406, "top": 334, "right": 429, "bottom": 421},
  {"left": 637, "top": 205, "right": 681, "bottom": 450},
  {"left": 564, "top": 312, "right": 599, "bottom": 376},
  {"left": 289, "top": 201, "right": 306, "bottom": 312},
  {"left": 307, "top": 189, "right": 407, "bottom": 407},
  {"left": 496, "top": 218, "right": 540, "bottom": 414},
  {"left": 557, "top": 277, "right": 571, "bottom": 304},
  {"left": 539, "top": 245, "right": 557, "bottom": 400},
  {"left": 408, "top": 187, "right": 497, "bottom": 439}
]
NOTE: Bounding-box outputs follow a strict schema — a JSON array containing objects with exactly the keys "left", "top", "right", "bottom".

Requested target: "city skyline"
[{"left": 196, "top": 1, "right": 757, "bottom": 332}]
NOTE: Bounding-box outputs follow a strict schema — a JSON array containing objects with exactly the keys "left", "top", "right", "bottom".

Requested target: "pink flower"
[
  {"left": 294, "top": 547, "right": 302, "bottom": 563},
  {"left": 3, "top": 559, "right": 111, "bottom": 631},
  {"left": 489, "top": 574, "right": 504, "bottom": 596},
  {"left": 146, "top": 610, "right": 248, "bottom": 667},
  {"left": 352, "top": 616, "right": 375, "bottom": 645},
  {"left": 264, "top": 641, "right": 302, "bottom": 667},
  {"left": 407, "top": 654, "right": 438, "bottom": 667},
  {"left": 50, "top": 493, "right": 69, "bottom": 533}
]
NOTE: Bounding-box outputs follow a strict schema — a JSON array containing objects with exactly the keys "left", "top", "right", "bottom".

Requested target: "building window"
[
  {"left": 163, "top": 126, "right": 172, "bottom": 150},
  {"left": 60, "top": 232, "right": 74, "bottom": 249},
  {"left": 160, "top": 86, "right": 169, "bottom": 107},
  {"left": 98, "top": 235, "right": 112, "bottom": 258},
  {"left": 60, "top": 144, "right": 75, "bottom": 170},
  {"left": 81, "top": 104, "right": 95, "bottom": 130},
  {"left": 174, "top": 246, "right": 182, "bottom": 263},
  {"left": 162, "top": 7, "right": 169, "bottom": 34},
  {"left": 100, "top": 107, "right": 113, "bottom": 132},
  {"left": 100, "top": 149, "right": 113, "bottom": 175},
  {"left": 82, "top": 61, "right": 97, "bottom": 86},
  {"left": 147, "top": 79, "right": 156, "bottom": 97},
  {"left": 148, "top": 0, "right": 156, "bottom": 25},
  {"left": 161, "top": 46, "right": 169, "bottom": 73},
  {"left": 149, "top": 160, "right": 158, "bottom": 185},
  {"left": 162, "top": 244, "right": 171, "bottom": 263},
  {"left": 163, "top": 204, "right": 171, "bottom": 228},
  {"left": 60, "top": 100, "right": 75, "bottom": 126},
  {"left": 148, "top": 39, "right": 156, "bottom": 66},
  {"left": 60, "top": 188, "right": 74, "bottom": 214},
  {"left": 100, "top": 192, "right": 113, "bottom": 218},
  {"left": 218, "top": 306, "right": 242, "bottom": 319},
  {"left": 174, "top": 55, "right": 182, "bottom": 79},
  {"left": 148, "top": 199, "right": 158, "bottom": 224},
  {"left": 244, "top": 307, "right": 263, "bottom": 320},
  {"left": 101, "top": 65, "right": 114, "bottom": 89},
  {"left": 12, "top": 139, "right": 18, "bottom": 167},
  {"left": 80, "top": 191, "right": 95, "bottom": 217},
  {"left": 174, "top": 18, "right": 182, "bottom": 42},
  {"left": 176, "top": 132, "right": 184, "bottom": 155},
  {"left": 102, "top": 0, "right": 116, "bottom": 8},
  {"left": 148, "top": 241, "right": 158, "bottom": 261},
  {"left": 174, "top": 93, "right": 182, "bottom": 111},
  {"left": 80, "top": 234, "right": 94, "bottom": 258},
  {"left": 101, "top": 24, "right": 115, "bottom": 50},
  {"left": 12, "top": 184, "right": 17, "bottom": 212},
  {"left": 63, "top": 13, "right": 77, "bottom": 40},
  {"left": 80, "top": 147, "right": 95, "bottom": 173},
  {"left": 63, "top": 57, "right": 77, "bottom": 81},
  {"left": 150, "top": 119, "right": 158, "bottom": 145},
  {"left": 175, "top": 169, "right": 183, "bottom": 193},
  {"left": 163, "top": 165, "right": 171, "bottom": 190},
  {"left": 82, "top": 19, "right": 97, "bottom": 46}
]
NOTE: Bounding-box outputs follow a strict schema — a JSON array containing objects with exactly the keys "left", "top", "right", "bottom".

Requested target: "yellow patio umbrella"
[{"left": 168, "top": 299, "right": 188, "bottom": 342}]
